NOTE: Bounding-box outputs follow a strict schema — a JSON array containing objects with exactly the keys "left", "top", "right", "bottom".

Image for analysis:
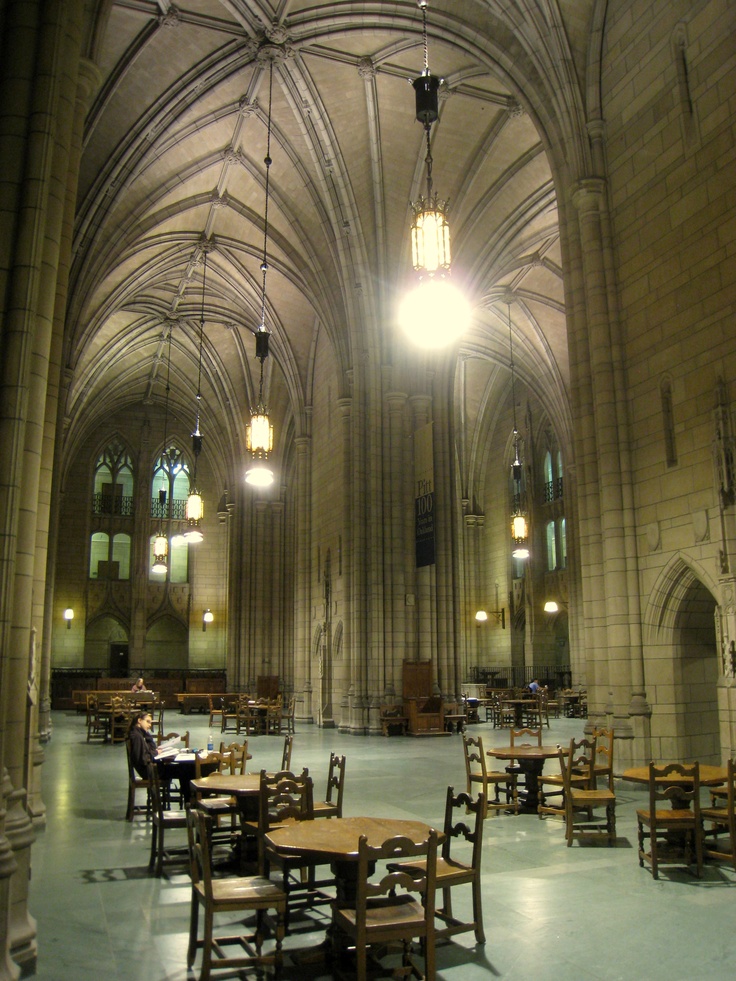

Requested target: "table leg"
[{"left": 516, "top": 759, "right": 546, "bottom": 811}]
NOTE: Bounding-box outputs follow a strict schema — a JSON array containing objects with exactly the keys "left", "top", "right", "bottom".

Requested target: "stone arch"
[{"left": 643, "top": 554, "right": 720, "bottom": 762}]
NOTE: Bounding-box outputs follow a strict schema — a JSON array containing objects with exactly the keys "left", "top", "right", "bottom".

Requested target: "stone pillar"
[
  {"left": 571, "top": 179, "right": 646, "bottom": 736},
  {"left": 292, "top": 435, "right": 313, "bottom": 723}
]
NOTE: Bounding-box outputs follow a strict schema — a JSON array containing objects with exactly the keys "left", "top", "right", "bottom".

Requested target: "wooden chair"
[
  {"left": 192, "top": 752, "right": 239, "bottom": 835},
  {"left": 559, "top": 738, "right": 616, "bottom": 847},
  {"left": 125, "top": 738, "right": 151, "bottom": 821},
  {"left": 637, "top": 762, "right": 702, "bottom": 879},
  {"left": 280, "top": 734, "right": 293, "bottom": 772},
  {"left": 158, "top": 730, "right": 190, "bottom": 748},
  {"left": 235, "top": 696, "right": 258, "bottom": 736},
  {"left": 701, "top": 758, "right": 736, "bottom": 871},
  {"left": 219, "top": 740, "right": 248, "bottom": 771},
  {"left": 186, "top": 808, "right": 286, "bottom": 980},
  {"left": 589, "top": 727, "right": 614, "bottom": 790},
  {"left": 265, "top": 697, "right": 283, "bottom": 735},
  {"left": 220, "top": 697, "right": 239, "bottom": 734},
  {"left": 539, "top": 735, "right": 590, "bottom": 819},
  {"left": 280, "top": 696, "right": 296, "bottom": 735},
  {"left": 85, "top": 693, "right": 108, "bottom": 742},
  {"left": 331, "top": 830, "right": 439, "bottom": 981},
  {"left": 390, "top": 787, "right": 486, "bottom": 945},
  {"left": 463, "top": 734, "right": 515, "bottom": 816},
  {"left": 250, "top": 768, "right": 314, "bottom": 877},
  {"left": 148, "top": 763, "right": 189, "bottom": 876},
  {"left": 207, "top": 695, "right": 224, "bottom": 729},
  {"left": 109, "top": 696, "right": 129, "bottom": 744},
  {"left": 313, "top": 752, "right": 346, "bottom": 819}
]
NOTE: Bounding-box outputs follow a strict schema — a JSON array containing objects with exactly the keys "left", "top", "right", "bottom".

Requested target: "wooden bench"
[
  {"left": 380, "top": 705, "right": 409, "bottom": 736},
  {"left": 176, "top": 692, "right": 227, "bottom": 715}
]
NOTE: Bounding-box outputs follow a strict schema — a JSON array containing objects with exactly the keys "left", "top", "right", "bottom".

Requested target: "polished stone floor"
[{"left": 27, "top": 710, "right": 736, "bottom": 981}]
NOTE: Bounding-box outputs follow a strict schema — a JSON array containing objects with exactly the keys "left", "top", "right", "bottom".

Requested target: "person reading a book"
[
  {"left": 127, "top": 711, "right": 158, "bottom": 778},
  {"left": 131, "top": 677, "right": 147, "bottom": 692}
]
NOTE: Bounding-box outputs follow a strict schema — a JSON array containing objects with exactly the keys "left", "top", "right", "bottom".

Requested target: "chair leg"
[
  {"left": 201, "top": 907, "right": 214, "bottom": 981},
  {"left": 472, "top": 876, "right": 486, "bottom": 945},
  {"left": 148, "top": 822, "right": 158, "bottom": 870},
  {"left": 187, "top": 892, "right": 199, "bottom": 968}
]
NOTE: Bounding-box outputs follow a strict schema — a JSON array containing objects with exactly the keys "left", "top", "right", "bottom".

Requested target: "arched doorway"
[{"left": 646, "top": 558, "right": 720, "bottom": 763}]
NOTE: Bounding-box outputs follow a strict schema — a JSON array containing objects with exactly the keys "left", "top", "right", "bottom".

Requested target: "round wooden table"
[
  {"left": 487, "top": 744, "right": 564, "bottom": 811},
  {"left": 265, "top": 816, "right": 439, "bottom": 900}
]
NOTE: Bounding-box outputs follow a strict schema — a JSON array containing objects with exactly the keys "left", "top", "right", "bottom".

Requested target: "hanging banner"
[{"left": 414, "top": 422, "right": 435, "bottom": 567}]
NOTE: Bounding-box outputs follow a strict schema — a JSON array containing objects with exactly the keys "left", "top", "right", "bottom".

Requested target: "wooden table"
[
  {"left": 488, "top": 744, "right": 565, "bottom": 811},
  {"left": 498, "top": 698, "right": 533, "bottom": 727},
  {"left": 265, "top": 816, "right": 439, "bottom": 901},
  {"left": 190, "top": 771, "right": 261, "bottom": 818},
  {"left": 621, "top": 764, "right": 727, "bottom": 808}
]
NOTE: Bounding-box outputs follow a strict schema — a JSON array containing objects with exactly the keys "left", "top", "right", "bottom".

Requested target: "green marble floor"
[{"left": 27, "top": 710, "right": 736, "bottom": 980}]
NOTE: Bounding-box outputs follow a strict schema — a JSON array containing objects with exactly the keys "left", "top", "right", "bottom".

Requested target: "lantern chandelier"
[
  {"left": 152, "top": 330, "right": 172, "bottom": 574},
  {"left": 398, "top": 0, "right": 470, "bottom": 349},
  {"left": 508, "top": 301, "right": 530, "bottom": 560},
  {"left": 183, "top": 243, "right": 209, "bottom": 542},
  {"left": 245, "top": 54, "right": 276, "bottom": 488}
]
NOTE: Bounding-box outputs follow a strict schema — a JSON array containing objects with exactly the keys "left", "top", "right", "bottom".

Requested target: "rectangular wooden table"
[{"left": 621, "top": 763, "right": 727, "bottom": 808}]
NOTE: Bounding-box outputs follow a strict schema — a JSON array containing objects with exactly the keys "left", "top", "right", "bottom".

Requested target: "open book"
[{"left": 155, "top": 735, "right": 182, "bottom": 760}]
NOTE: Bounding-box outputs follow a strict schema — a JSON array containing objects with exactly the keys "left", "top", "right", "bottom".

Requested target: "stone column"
[
  {"left": 292, "top": 435, "right": 313, "bottom": 723},
  {"left": 572, "top": 179, "right": 646, "bottom": 740}
]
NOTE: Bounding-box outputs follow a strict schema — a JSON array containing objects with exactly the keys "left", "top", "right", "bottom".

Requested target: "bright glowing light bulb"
[{"left": 398, "top": 278, "right": 471, "bottom": 349}]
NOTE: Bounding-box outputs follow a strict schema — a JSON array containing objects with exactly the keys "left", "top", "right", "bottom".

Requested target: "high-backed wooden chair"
[
  {"left": 186, "top": 808, "right": 286, "bottom": 980},
  {"left": 281, "top": 695, "right": 296, "bottom": 735},
  {"left": 390, "top": 787, "right": 486, "bottom": 945},
  {"left": 109, "top": 696, "right": 129, "bottom": 744},
  {"left": 265, "top": 697, "right": 283, "bottom": 735},
  {"left": 148, "top": 763, "right": 189, "bottom": 876},
  {"left": 331, "top": 830, "right": 439, "bottom": 981},
  {"left": 312, "top": 752, "right": 346, "bottom": 819},
  {"left": 589, "top": 727, "right": 615, "bottom": 790},
  {"left": 85, "top": 693, "right": 108, "bottom": 742},
  {"left": 701, "top": 758, "right": 736, "bottom": 872},
  {"left": 192, "top": 751, "right": 239, "bottom": 835},
  {"left": 539, "top": 735, "right": 590, "bottom": 819},
  {"left": 220, "top": 697, "right": 240, "bottom": 734},
  {"left": 207, "top": 695, "right": 224, "bottom": 729},
  {"left": 125, "top": 738, "right": 151, "bottom": 821},
  {"left": 637, "top": 762, "right": 702, "bottom": 878},
  {"left": 559, "top": 738, "right": 616, "bottom": 847},
  {"left": 250, "top": 768, "right": 314, "bottom": 877},
  {"left": 463, "top": 734, "right": 515, "bottom": 816},
  {"left": 219, "top": 740, "right": 248, "bottom": 772}
]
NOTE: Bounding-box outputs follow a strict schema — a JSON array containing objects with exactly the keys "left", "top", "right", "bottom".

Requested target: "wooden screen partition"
[{"left": 402, "top": 660, "right": 447, "bottom": 736}]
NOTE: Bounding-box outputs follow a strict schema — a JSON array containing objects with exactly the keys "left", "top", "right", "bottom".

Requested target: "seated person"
[
  {"left": 127, "top": 711, "right": 159, "bottom": 778},
  {"left": 528, "top": 678, "right": 541, "bottom": 693},
  {"left": 131, "top": 677, "right": 147, "bottom": 692}
]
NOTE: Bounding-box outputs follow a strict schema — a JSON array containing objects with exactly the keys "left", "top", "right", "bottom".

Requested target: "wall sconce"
[
  {"left": 64, "top": 608, "right": 74, "bottom": 629},
  {"left": 202, "top": 609, "right": 214, "bottom": 632},
  {"left": 544, "top": 600, "right": 559, "bottom": 613},
  {"left": 475, "top": 608, "right": 506, "bottom": 629}
]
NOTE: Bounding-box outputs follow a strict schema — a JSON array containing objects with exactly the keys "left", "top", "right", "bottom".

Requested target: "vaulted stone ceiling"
[{"left": 67, "top": 0, "right": 592, "bottom": 483}]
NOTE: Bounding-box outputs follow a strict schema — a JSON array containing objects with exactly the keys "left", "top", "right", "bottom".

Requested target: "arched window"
[
  {"left": 93, "top": 440, "right": 134, "bottom": 516},
  {"left": 661, "top": 378, "right": 678, "bottom": 467},
  {"left": 89, "top": 532, "right": 108, "bottom": 578},
  {"left": 112, "top": 533, "right": 131, "bottom": 579},
  {"left": 556, "top": 449, "right": 564, "bottom": 498},
  {"left": 546, "top": 521, "right": 557, "bottom": 571},
  {"left": 89, "top": 531, "right": 130, "bottom": 580},
  {"left": 151, "top": 445, "right": 190, "bottom": 520},
  {"left": 149, "top": 445, "right": 190, "bottom": 582},
  {"left": 544, "top": 452, "right": 554, "bottom": 502},
  {"left": 559, "top": 518, "right": 567, "bottom": 569}
]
